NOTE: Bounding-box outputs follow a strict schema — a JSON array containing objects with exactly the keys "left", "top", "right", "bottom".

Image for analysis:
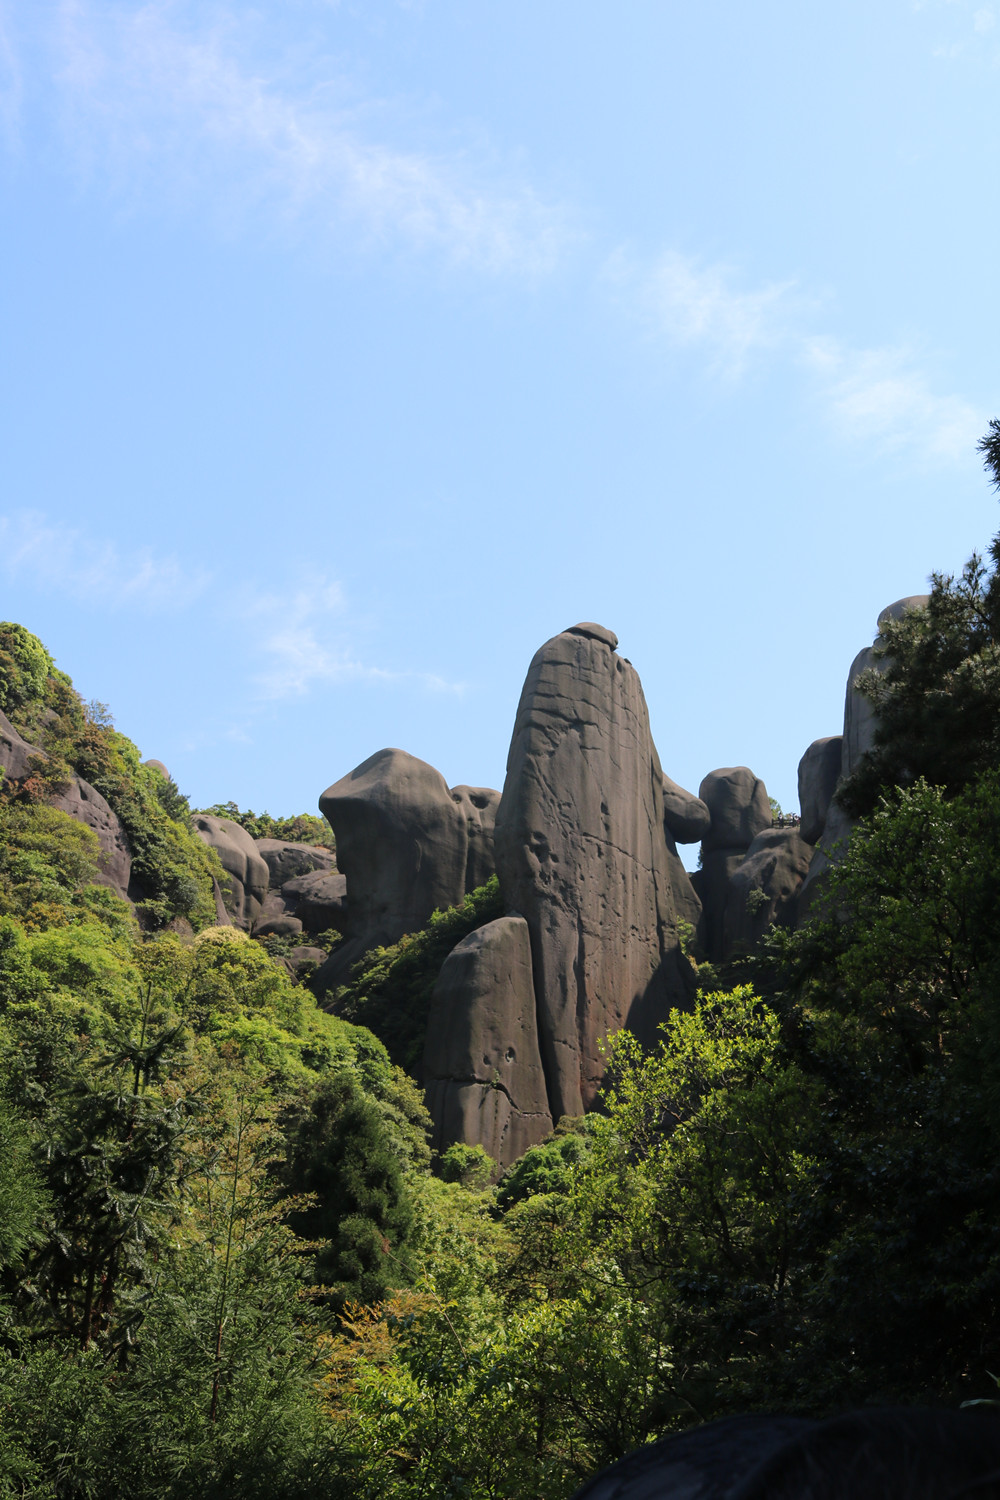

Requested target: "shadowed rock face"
[
  {"left": 423, "top": 916, "right": 552, "bottom": 1170},
  {"left": 316, "top": 748, "right": 473, "bottom": 991},
  {"left": 494, "top": 623, "right": 694, "bottom": 1122},
  {"left": 798, "top": 736, "right": 843, "bottom": 845},
  {"left": 724, "top": 826, "right": 814, "bottom": 955},
  {"left": 253, "top": 839, "right": 334, "bottom": 890},
  {"left": 662, "top": 774, "right": 712, "bottom": 845},
  {"left": 192, "top": 815, "right": 270, "bottom": 929},
  {"left": 569, "top": 1407, "right": 1000, "bottom": 1500},
  {"left": 695, "top": 767, "right": 773, "bottom": 961},
  {"left": 50, "top": 777, "right": 133, "bottom": 899},
  {"left": 449, "top": 785, "right": 501, "bottom": 893}
]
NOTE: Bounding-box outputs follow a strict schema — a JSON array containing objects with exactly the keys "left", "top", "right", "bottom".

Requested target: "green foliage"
[
  {"left": 495, "top": 1121, "right": 593, "bottom": 1210},
  {"left": 0, "top": 1097, "right": 46, "bottom": 1270},
  {"left": 438, "top": 1141, "right": 496, "bottom": 1190},
  {"left": 282, "top": 1071, "right": 421, "bottom": 1310},
  {"left": 333, "top": 876, "right": 505, "bottom": 1070},
  {"left": 839, "top": 555, "right": 1000, "bottom": 816},
  {"left": 0, "top": 623, "right": 52, "bottom": 715},
  {"left": 197, "top": 801, "right": 335, "bottom": 850}
]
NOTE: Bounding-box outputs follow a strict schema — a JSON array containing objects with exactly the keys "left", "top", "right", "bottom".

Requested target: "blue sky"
[{"left": 2, "top": 1, "right": 999, "bottom": 858}]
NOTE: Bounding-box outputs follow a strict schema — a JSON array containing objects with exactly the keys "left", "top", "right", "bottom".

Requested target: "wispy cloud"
[
  {"left": 638, "top": 251, "right": 799, "bottom": 379},
  {"left": 619, "top": 249, "right": 984, "bottom": 463},
  {"left": 37, "top": 1, "right": 570, "bottom": 273},
  {"left": 803, "top": 339, "right": 985, "bottom": 460},
  {"left": 247, "top": 576, "right": 466, "bottom": 700},
  {"left": 0, "top": 509, "right": 210, "bottom": 609}
]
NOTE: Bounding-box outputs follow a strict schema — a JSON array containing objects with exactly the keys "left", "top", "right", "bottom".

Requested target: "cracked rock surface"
[
  {"left": 494, "top": 623, "right": 696, "bottom": 1122},
  {"left": 423, "top": 915, "right": 552, "bottom": 1171}
]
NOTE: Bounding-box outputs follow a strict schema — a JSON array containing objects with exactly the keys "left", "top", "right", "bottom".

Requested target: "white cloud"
[
  {"left": 248, "top": 578, "right": 465, "bottom": 700},
  {"left": 0, "top": 510, "right": 210, "bottom": 609},
  {"left": 621, "top": 247, "right": 983, "bottom": 465},
  {"left": 638, "top": 251, "right": 798, "bottom": 378},
  {"left": 803, "top": 339, "right": 985, "bottom": 461},
  {"left": 43, "top": 1, "right": 571, "bottom": 274}
]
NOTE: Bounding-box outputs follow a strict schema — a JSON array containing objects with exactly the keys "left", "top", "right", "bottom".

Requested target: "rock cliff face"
[
  {"left": 315, "top": 749, "right": 500, "bottom": 992},
  {"left": 423, "top": 916, "right": 552, "bottom": 1170},
  {"left": 494, "top": 622, "right": 696, "bottom": 1121},
  {"left": 191, "top": 815, "right": 269, "bottom": 929}
]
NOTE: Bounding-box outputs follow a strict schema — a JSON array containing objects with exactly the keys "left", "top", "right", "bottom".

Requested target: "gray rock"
[
  {"left": 280, "top": 870, "right": 348, "bottom": 934},
  {"left": 449, "top": 785, "right": 501, "bottom": 892},
  {"left": 494, "top": 623, "right": 694, "bottom": 1122},
  {"left": 662, "top": 774, "right": 712, "bottom": 844},
  {"left": 664, "top": 834, "right": 703, "bottom": 936},
  {"left": 699, "top": 767, "right": 772, "bottom": 854},
  {"left": 693, "top": 850, "right": 747, "bottom": 962},
  {"left": 143, "top": 759, "right": 171, "bottom": 780},
  {"left": 797, "top": 736, "right": 843, "bottom": 845},
  {"left": 254, "top": 915, "right": 303, "bottom": 939},
  {"left": 254, "top": 838, "right": 335, "bottom": 890},
  {"left": 316, "top": 748, "right": 470, "bottom": 990},
  {"left": 192, "top": 814, "right": 270, "bottom": 929},
  {"left": 723, "top": 827, "right": 814, "bottom": 956},
  {"left": 0, "top": 710, "right": 42, "bottom": 783},
  {"left": 423, "top": 916, "right": 552, "bottom": 1171},
  {"left": 286, "top": 946, "right": 326, "bottom": 977},
  {"left": 877, "top": 593, "right": 931, "bottom": 631},
  {"left": 49, "top": 775, "right": 132, "bottom": 899}
]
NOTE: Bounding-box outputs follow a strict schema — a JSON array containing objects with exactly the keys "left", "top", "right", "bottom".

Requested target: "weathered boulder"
[
  {"left": 494, "top": 622, "right": 694, "bottom": 1122},
  {"left": 50, "top": 776, "right": 133, "bottom": 899},
  {"left": 423, "top": 916, "right": 552, "bottom": 1170},
  {"left": 254, "top": 838, "right": 335, "bottom": 890},
  {"left": 142, "top": 759, "right": 171, "bottom": 780},
  {"left": 449, "top": 785, "right": 501, "bottom": 892},
  {"left": 694, "top": 767, "right": 772, "bottom": 960},
  {"left": 723, "top": 826, "right": 814, "bottom": 955},
  {"left": 570, "top": 1407, "right": 1000, "bottom": 1500},
  {"left": 798, "top": 736, "right": 843, "bottom": 844},
  {"left": 280, "top": 870, "right": 348, "bottom": 934},
  {"left": 699, "top": 767, "right": 771, "bottom": 854},
  {"left": 316, "top": 748, "right": 470, "bottom": 990},
  {"left": 0, "top": 709, "right": 42, "bottom": 783},
  {"left": 254, "top": 915, "right": 303, "bottom": 939},
  {"left": 662, "top": 774, "right": 712, "bottom": 844},
  {"left": 690, "top": 851, "right": 747, "bottom": 961},
  {"left": 191, "top": 814, "right": 270, "bottom": 929},
  {"left": 798, "top": 596, "right": 929, "bottom": 918}
]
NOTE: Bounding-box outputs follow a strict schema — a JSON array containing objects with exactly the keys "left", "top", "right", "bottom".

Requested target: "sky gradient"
[{"left": 3, "top": 1, "right": 999, "bottom": 860}]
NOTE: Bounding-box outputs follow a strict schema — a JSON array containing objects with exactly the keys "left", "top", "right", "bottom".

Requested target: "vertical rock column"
[{"left": 494, "top": 622, "right": 693, "bottom": 1123}]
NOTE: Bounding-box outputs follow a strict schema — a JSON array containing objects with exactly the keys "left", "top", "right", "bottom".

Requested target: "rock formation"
[
  {"left": 798, "top": 595, "right": 930, "bottom": 911},
  {"left": 50, "top": 777, "right": 132, "bottom": 899},
  {"left": 494, "top": 622, "right": 696, "bottom": 1122},
  {"left": 314, "top": 749, "right": 499, "bottom": 992},
  {"left": 723, "top": 826, "right": 814, "bottom": 955},
  {"left": 797, "top": 736, "right": 843, "bottom": 845},
  {"left": 423, "top": 916, "right": 552, "bottom": 1170},
  {"left": 693, "top": 766, "right": 773, "bottom": 961},
  {"left": 662, "top": 774, "right": 712, "bottom": 844},
  {"left": 450, "top": 785, "right": 501, "bottom": 893},
  {"left": 192, "top": 814, "right": 269, "bottom": 929}
]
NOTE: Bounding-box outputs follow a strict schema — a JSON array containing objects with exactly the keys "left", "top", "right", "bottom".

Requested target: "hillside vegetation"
[{"left": 3, "top": 431, "right": 1000, "bottom": 1494}]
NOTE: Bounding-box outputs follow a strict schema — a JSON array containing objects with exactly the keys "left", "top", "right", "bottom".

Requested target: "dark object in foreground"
[{"left": 570, "top": 1409, "right": 1000, "bottom": 1499}]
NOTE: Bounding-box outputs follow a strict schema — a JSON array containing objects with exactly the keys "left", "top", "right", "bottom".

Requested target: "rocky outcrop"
[
  {"left": 450, "top": 785, "right": 501, "bottom": 892},
  {"left": 50, "top": 777, "right": 132, "bottom": 899},
  {"left": 723, "top": 826, "right": 814, "bottom": 954},
  {"left": 423, "top": 916, "right": 552, "bottom": 1171},
  {"left": 662, "top": 774, "right": 712, "bottom": 844},
  {"left": 693, "top": 767, "right": 772, "bottom": 961},
  {"left": 0, "top": 710, "right": 42, "bottom": 783},
  {"left": 798, "top": 736, "right": 843, "bottom": 845},
  {"left": 142, "top": 759, "right": 171, "bottom": 780},
  {"left": 699, "top": 767, "right": 772, "bottom": 852},
  {"left": 254, "top": 838, "right": 334, "bottom": 889},
  {"left": 278, "top": 870, "right": 348, "bottom": 933},
  {"left": 494, "top": 622, "right": 695, "bottom": 1122},
  {"left": 192, "top": 814, "right": 269, "bottom": 929},
  {"left": 315, "top": 749, "right": 499, "bottom": 992},
  {"left": 798, "top": 595, "right": 930, "bottom": 914}
]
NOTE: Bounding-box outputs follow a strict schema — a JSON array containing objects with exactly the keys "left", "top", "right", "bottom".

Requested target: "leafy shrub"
[
  {"left": 0, "top": 623, "right": 53, "bottom": 715},
  {"left": 197, "top": 801, "right": 334, "bottom": 850},
  {"left": 332, "top": 876, "right": 505, "bottom": 1071}
]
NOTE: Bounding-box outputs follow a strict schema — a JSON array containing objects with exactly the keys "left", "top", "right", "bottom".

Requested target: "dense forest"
[{"left": 3, "top": 431, "right": 1000, "bottom": 1496}]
